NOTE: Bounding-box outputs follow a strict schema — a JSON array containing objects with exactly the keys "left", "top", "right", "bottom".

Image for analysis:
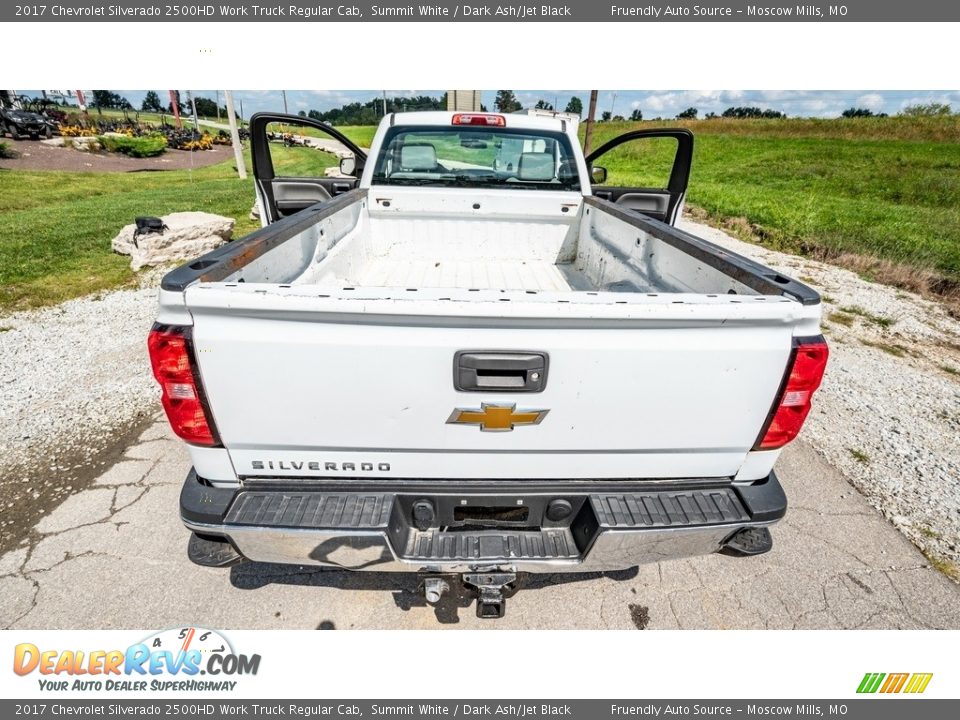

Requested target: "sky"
[{"left": 20, "top": 89, "right": 960, "bottom": 119}]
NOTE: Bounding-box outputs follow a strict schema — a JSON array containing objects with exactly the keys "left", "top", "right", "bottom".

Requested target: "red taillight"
[
  {"left": 147, "top": 324, "right": 219, "bottom": 447},
  {"left": 452, "top": 113, "right": 506, "bottom": 127},
  {"left": 755, "top": 336, "right": 829, "bottom": 450}
]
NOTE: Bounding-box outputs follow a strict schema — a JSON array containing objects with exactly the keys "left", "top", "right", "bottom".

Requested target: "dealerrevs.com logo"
[{"left": 13, "top": 627, "right": 260, "bottom": 692}]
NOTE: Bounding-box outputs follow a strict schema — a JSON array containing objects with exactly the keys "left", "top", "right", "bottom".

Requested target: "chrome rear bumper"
[{"left": 180, "top": 471, "right": 786, "bottom": 573}]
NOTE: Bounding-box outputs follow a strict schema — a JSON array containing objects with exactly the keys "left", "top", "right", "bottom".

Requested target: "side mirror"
[
  {"left": 591, "top": 166, "right": 608, "bottom": 184},
  {"left": 340, "top": 156, "right": 357, "bottom": 176}
]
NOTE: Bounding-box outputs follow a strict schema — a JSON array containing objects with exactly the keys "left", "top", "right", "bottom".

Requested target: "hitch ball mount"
[{"left": 420, "top": 572, "right": 520, "bottom": 619}]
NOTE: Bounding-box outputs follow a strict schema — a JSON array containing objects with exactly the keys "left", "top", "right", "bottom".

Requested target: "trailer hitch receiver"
[{"left": 462, "top": 572, "right": 518, "bottom": 619}]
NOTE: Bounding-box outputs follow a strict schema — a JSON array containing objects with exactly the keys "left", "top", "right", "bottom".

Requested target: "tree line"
[{"left": 83, "top": 91, "right": 955, "bottom": 124}]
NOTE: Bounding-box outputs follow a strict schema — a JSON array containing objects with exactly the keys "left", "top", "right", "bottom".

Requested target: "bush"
[
  {"left": 0, "top": 142, "right": 18, "bottom": 159},
  {"left": 98, "top": 133, "right": 167, "bottom": 157},
  {"left": 900, "top": 102, "right": 952, "bottom": 117},
  {"left": 721, "top": 106, "right": 786, "bottom": 119}
]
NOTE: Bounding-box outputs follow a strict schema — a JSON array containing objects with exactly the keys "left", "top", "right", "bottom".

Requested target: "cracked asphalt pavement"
[{"left": 2, "top": 416, "right": 959, "bottom": 629}]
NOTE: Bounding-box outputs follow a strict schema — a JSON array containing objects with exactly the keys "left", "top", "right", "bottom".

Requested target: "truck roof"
[{"left": 389, "top": 110, "right": 571, "bottom": 133}]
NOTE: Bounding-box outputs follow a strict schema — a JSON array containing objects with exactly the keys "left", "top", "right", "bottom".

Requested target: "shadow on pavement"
[{"left": 229, "top": 562, "right": 639, "bottom": 625}]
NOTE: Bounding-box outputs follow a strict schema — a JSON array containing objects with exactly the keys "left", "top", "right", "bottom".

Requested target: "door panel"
[
  {"left": 250, "top": 113, "right": 367, "bottom": 224},
  {"left": 586, "top": 129, "right": 693, "bottom": 225}
]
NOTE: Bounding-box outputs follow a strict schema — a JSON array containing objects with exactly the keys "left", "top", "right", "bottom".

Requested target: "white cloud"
[{"left": 856, "top": 93, "right": 885, "bottom": 111}]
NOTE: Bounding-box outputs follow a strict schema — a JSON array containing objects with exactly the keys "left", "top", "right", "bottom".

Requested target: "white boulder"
[{"left": 111, "top": 211, "right": 234, "bottom": 271}]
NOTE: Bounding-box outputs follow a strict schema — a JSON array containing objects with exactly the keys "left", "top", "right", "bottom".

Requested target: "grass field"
[
  {"left": 1, "top": 116, "right": 959, "bottom": 312},
  {"left": 0, "top": 145, "right": 337, "bottom": 310},
  {"left": 584, "top": 117, "right": 960, "bottom": 298}
]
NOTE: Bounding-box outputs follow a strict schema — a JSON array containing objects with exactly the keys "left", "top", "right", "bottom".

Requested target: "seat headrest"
[
  {"left": 517, "top": 152, "right": 555, "bottom": 181},
  {"left": 558, "top": 158, "right": 578, "bottom": 183},
  {"left": 400, "top": 143, "right": 437, "bottom": 171}
]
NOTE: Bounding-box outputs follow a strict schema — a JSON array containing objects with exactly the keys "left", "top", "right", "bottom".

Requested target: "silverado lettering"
[{"left": 249, "top": 461, "right": 391, "bottom": 472}]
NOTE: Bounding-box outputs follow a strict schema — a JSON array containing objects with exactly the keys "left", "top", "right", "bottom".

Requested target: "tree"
[
  {"left": 302, "top": 95, "right": 445, "bottom": 126},
  {"left": 676, "top": 107, "right": 698, "bottom": 119},
  {"left": 629, "top": 108, "right": 643, "bottom": 121},
  {"left": 91, "top": 90, "right": 132, "bottom": 111},
  {"left": 192, "top": 96, "right": 224, "bottom": 118},
  {"left": 900, "top": 102, "right": 951, "bottom": 117},
  {"left": 565, "top": 96, "right": 583, "bottom": 117},
  {"left": 601, "top": 111, "right": 612, "bottom": 122},
  {"left": 141, "top": 91, "right": 163, "bottom": 113},
  {"left": 534, "top": 99, "right": 554, "bottom": 111},
  {"left": 494, "top": 90, "right": 522, "bottom": 113},
  {"left": 842, "top": 107, "right": 875, "bottom": 118},
  {"left": 721, "top": 106, "right": 785, "bottom": 119}
]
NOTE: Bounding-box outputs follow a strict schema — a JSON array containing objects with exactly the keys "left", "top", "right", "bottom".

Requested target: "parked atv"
[{"left": 1, "top": 106, "right": 53, "bottom": 139}]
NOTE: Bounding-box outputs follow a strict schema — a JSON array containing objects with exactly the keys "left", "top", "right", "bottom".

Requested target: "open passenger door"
[
  {"left": 585, "top": 128, "right": 693, "bottom": 225},
  {"left": 250, "top": 112, "right": 367, "bottom": 225}
]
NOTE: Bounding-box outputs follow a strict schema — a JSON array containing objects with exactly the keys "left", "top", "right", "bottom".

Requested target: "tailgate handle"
[{"left": 454, "top": 351, "right": 548, "bottom": 393}]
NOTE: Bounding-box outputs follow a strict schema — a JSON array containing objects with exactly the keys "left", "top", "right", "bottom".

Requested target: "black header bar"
[{"left": 6, "top": 1, "right": 960, "bottom": 23}]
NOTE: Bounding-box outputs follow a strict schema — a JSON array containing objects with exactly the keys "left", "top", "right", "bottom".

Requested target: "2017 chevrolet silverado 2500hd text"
[{"left": 150, "top": 111, "right": 828, "bottom": 617}]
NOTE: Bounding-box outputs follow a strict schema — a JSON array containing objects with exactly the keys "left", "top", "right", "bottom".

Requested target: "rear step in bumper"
[{"left": 180, "top": 471, "right": 786, "bottom": 573}]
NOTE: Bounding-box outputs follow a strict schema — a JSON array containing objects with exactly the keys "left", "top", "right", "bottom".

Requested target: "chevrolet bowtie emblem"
[{"left": 446, "top": 403, "right": 549, "bottom": 432}]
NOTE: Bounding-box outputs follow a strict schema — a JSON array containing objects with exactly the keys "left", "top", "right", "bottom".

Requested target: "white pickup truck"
[{"left": 151, "top": 111, "right": 827, "bottom": 617}]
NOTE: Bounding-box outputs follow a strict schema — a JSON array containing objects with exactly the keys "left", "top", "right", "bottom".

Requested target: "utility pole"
[
  {"left": 610, "top": 92, "right": 618, "bottom": 119},
  {"left": 239, "top": 99, "right": 244, "bottom": 127},
  {"left": 224, "top": 90, "right": 246, "bottom": 180},
  {"left": 186, "top": 90, "right": 199, "bottom": 131},
  {"left": 383, "top": 90, "right": 387, "bottom": 117},
  {"left": 583, "top": 90, "right": 598, "bottom": 155},
  {"left": 282, "top": 90, "right": 288, "bottom": 115},
  {"left": 215, "top": 89, "right": 221, "bottom": 123}
]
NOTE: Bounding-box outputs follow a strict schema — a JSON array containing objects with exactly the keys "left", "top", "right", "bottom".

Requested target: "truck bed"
[
  {"left": 163, "top": 188, "right": 819, "bottom": 312},
  {"left": 220, "top": 188, "right": 817, "bottom": 302}
]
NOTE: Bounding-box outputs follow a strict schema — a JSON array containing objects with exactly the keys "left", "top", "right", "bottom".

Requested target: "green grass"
[
  {"left": 259, "top": 122, "right": 375, "bottom": 148},
  {"left": 925, "top": 553, "right": 960, "bottom": 583},
  {"left": 583, "top": 117, "right": 960, "bottom": 289},
  {"left": 827, "top": 311, "right": 855, "bottom": 327},
  {"left": 5, "top": 116, "right": 960, "bottom": 311},
  {"left": 847, "top": 448, "right": 871, "bottom": 465},
  {"left": 0, "top": 143, "right": 341, "bottom": 310},
  {"left": 838, "top": 305, "right": 896, "bottom": 328},
  {"left": 860, "top": 339, "right": 910, "bottom": 357}
]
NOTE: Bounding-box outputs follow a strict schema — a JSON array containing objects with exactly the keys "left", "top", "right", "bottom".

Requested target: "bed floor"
[{"left": 354, "top": 257, "right": 578, "bottom": 292}]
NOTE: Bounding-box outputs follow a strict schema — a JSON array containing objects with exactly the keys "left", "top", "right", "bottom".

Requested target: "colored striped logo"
[{"left": 857, "top": 672, "right": 933, "bottom": 694}]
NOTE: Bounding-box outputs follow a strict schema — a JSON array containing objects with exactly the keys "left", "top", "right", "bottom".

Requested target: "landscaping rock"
[{"left": 111, "top": 211, "right": 233, "bottom": 271}]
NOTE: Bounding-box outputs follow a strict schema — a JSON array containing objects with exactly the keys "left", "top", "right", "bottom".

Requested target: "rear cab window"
[{"left": 371, "top": 125, "right": 581, "bottom": 191}]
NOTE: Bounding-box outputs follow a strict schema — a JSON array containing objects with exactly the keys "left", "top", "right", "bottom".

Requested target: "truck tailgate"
[{"left": 186, "top": 288, "right": 798, "bottom": 481}]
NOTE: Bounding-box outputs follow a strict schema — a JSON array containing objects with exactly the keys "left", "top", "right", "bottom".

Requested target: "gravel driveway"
[
  {"left": 1, "top": 217, "right": 957, "bottom": 581},
  {"left": 679, "top": 218, "right": 960, "bottom": 578},
  {"left": 0, "top": 289, "right": 158, "bottom": 553}
]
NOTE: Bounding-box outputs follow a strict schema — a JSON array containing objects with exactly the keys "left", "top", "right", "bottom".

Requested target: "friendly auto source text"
[{"left": 610, "top": 4, "right": 836, "bottom": 16}]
